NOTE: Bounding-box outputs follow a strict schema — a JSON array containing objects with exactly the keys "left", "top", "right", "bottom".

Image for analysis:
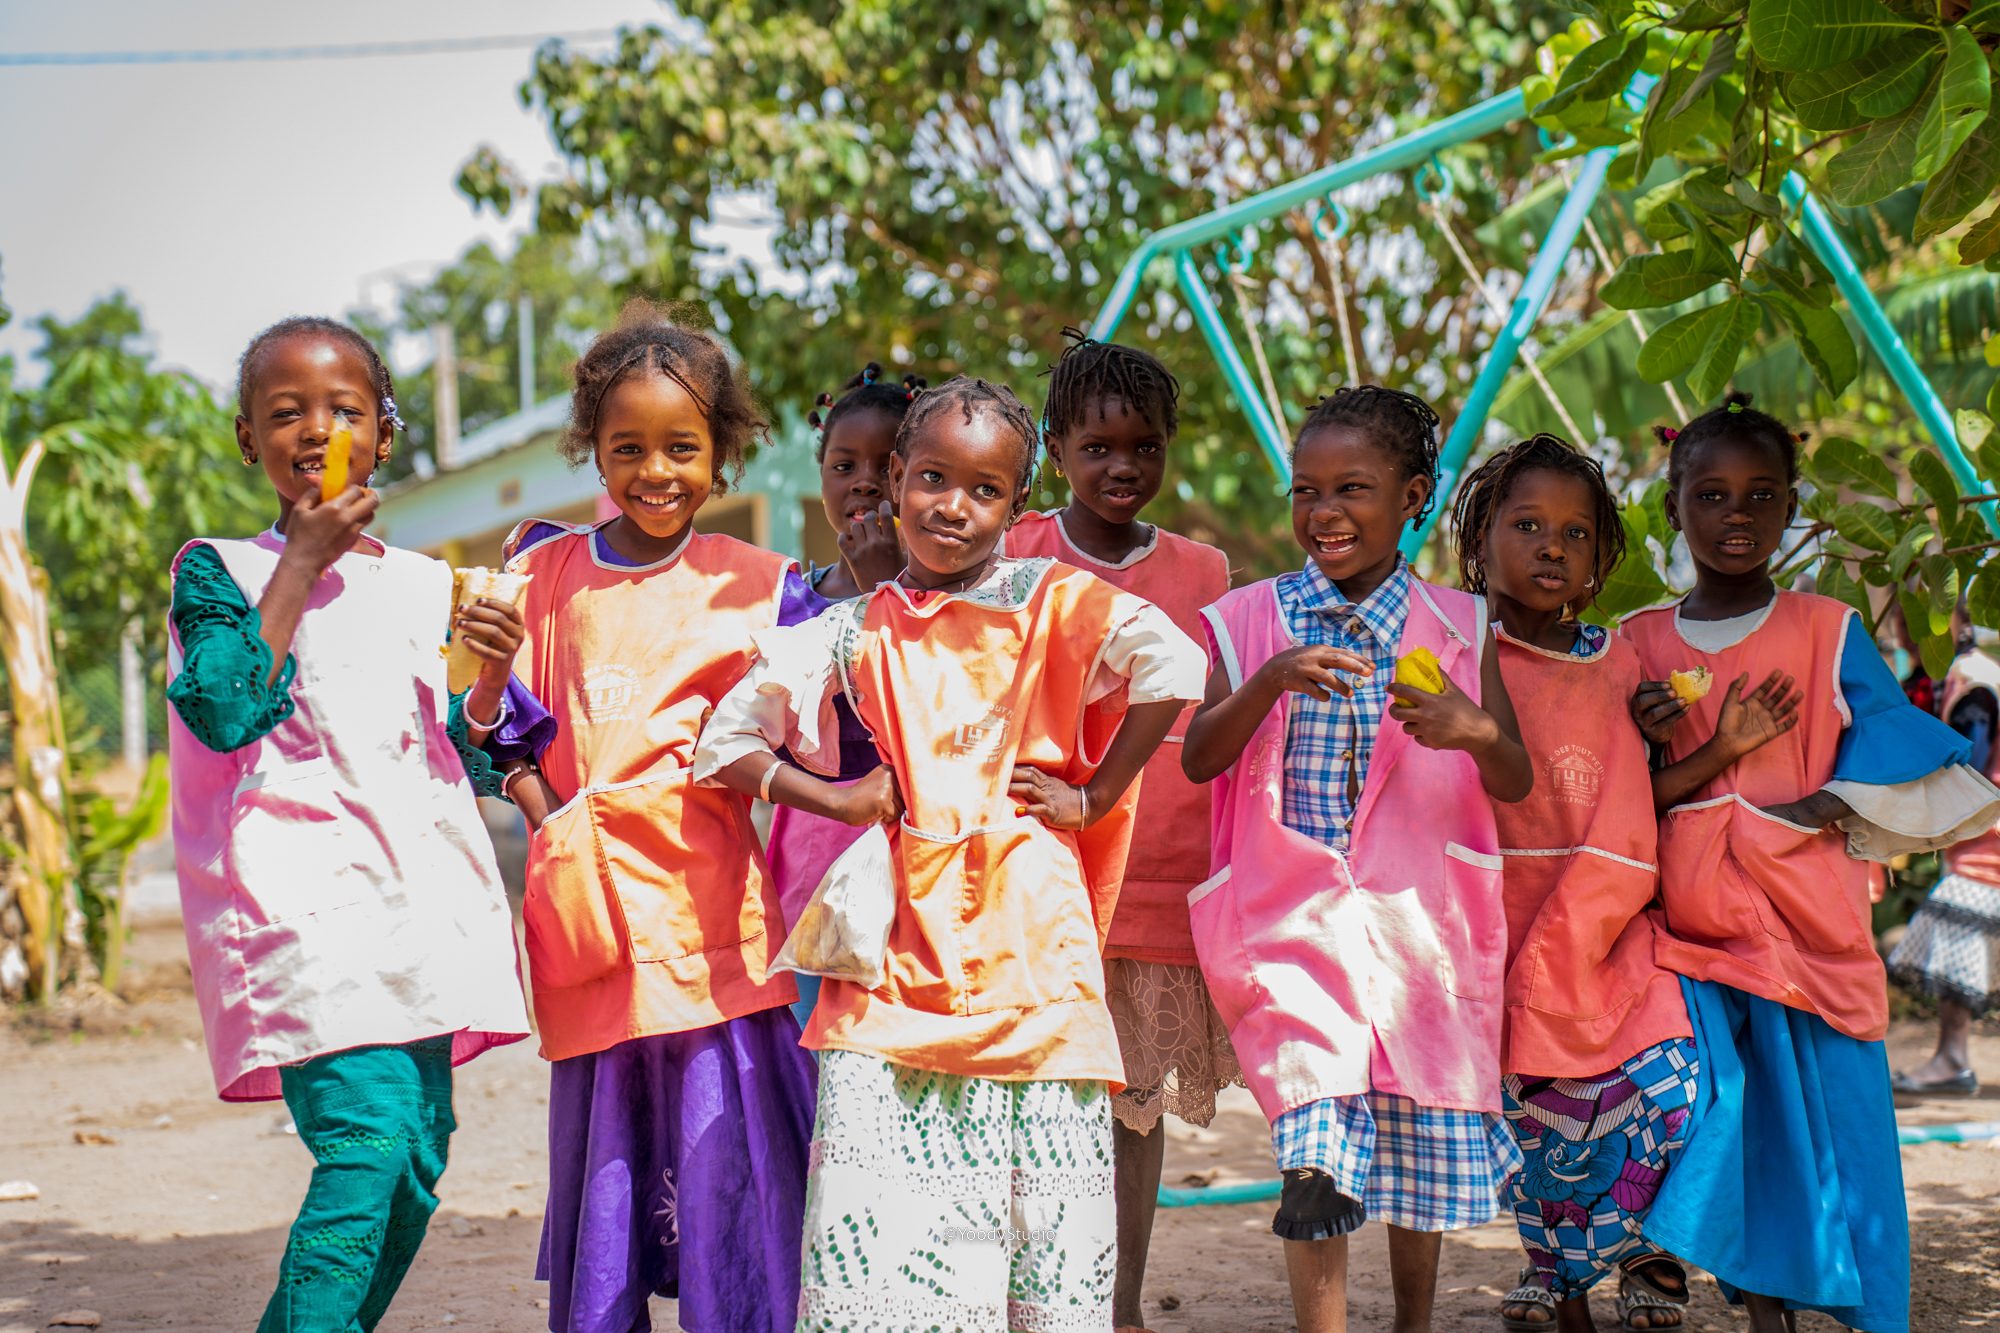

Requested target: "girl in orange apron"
[
  {"left": 770, "top": 363, "right": 923, "bottom": 1033},
  {"left": 695, "top": 376, "right": 1206, "bottom": 1333},
  {"left": 1626, "top": 394, "right": 2000, "bottom": 1333},
  {"left": 1003, "top": 333, "right": 1239, "bottom": 1333},
  {"left": 496, "top": 315, "right": 819, "bottom": 1333},
  {"left": 1180, "top": 387, "right": 1532, "bottom": 1333},
  {"left": 1451, "top": 435, "right": 1698, "bottom": 1332}
]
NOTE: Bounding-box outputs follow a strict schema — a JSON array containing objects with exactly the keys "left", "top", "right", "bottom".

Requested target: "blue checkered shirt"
[{"left": 1275, "top": 558, "right": 1411, "bottom": 852}]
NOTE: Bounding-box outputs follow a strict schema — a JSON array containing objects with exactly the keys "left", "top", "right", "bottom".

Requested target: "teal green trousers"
[{"left": 257, "top": 1037, "right": 456, "bottom": 1333}]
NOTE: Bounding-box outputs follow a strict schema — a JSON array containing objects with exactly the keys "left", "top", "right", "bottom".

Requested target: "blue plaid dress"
[{"left": 1266, "top": 559, "right": 1523, "bottom": 1233}]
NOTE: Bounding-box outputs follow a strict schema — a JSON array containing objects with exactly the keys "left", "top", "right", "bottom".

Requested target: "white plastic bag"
[{"left": 771, "top": 822, "right": 895, "bottom": 988}]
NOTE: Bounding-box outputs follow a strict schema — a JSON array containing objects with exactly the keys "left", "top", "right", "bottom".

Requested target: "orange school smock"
[
  {"left": 1492, "top": 628, "right": 1691, "bottom": 1077},
  {"left": 1624, "top": 593, "right": 1886, "bottom": 1039},
  {"left": 1003, "top": 511, "right": 1230, "bottom": 965},
  {"left": 505, "top": 520, "right": 799, "bottom": 1060},
  {"left": 694, "top": 557, "right": 1208, "bottom": 1086}
]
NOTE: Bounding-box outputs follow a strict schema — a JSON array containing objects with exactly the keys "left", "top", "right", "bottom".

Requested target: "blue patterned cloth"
[
  {"left": 1503, "top": 1037, "right": 1700, "bottom": 1299},
  {"left": 1274, "top": 558, "right": 1411, "bottom": 851},
  {"left": 1271, "top": 1092, "right": 1522, "bottom": 1232}
]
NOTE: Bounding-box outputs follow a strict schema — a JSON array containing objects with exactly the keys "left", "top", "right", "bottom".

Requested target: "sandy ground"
[{"left": 5, "top": 872, "right": 2000, "bottom": 1331}]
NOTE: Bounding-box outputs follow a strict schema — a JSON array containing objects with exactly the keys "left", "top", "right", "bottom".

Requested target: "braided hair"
[
  {"left": 1294, "top": 385, "right": 1443, "bottom": 522},
  {"left": 807, "top": 362, "right": 927, "bottom": 461},
  {"left": 562, "top": 300, "right": 766, "bottom": 491},
  {"left": 1451, "top": 433, "right": 1626, "bottom": 603},
  {"left": 1039, "top": 328, "right": 1180, "bottom": 444},
  {"left": 894, "top": 375, "right": 1039, "bottom": 511},
  {"left": 1654, "top": 390, "right": 1805, "bottom": 492},
  {"left": 236, "top": 316, "right": 403, "bottom": 434}
]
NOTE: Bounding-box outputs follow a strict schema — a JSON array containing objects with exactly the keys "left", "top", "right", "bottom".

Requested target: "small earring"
[
  {"left": 597, "top": 474, "right": 607, "bottom": 487},
  {"left": 240, "top": 455, "right": 255, "bottom": 467},
  {"left": 1585, "top": 575, "right": 1595, "bottom": 589}
]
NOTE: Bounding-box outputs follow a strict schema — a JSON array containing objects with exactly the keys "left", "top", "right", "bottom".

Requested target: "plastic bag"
[{"left": 771, "top": 822, "right": 895, "bottom": 988}]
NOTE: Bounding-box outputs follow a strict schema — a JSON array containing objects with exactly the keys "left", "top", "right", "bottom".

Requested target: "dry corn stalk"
[{"left": 0, "top": 441, "right": 78, "bottom": 998}]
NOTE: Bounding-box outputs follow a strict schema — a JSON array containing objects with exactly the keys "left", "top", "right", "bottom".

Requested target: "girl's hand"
[
  {"left": 1712, "top": 671, "right": 1800, "bottom": 762},
  {"left": 1631, "top": 681, "right": 1686, "bottom": 746},
  {"left": 838, "top": 501, "right": 903, "bottom": 591},
  {"left": 282, "top": 486, "right": 378, "bottom": 579},
  {"left": 833, "top": 764, "right": 904, "bottom": 827},
  {"left": 456, "top": 597, "right": 528, "bottom": 686},
  {"left": 1387, "top": 672, "right": 1502, "bottom": 754},
  {"left": 1760, "top": 789, "right": 1853, "bottom": 831},
  {"left": 1254, "top": 644, "right": 1375, "bottom": 702},
  {"left": 1009, "top": 765, "right": 1088, "bottom": 830}
]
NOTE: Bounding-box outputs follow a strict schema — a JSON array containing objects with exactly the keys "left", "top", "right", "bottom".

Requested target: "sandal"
[
  {"left": 1891, "top": 1067, "right": 1978, "bottom": 1097},
  {"left": 1500, "top": 1266, "right": 1557, "bottom": 1330},
  {"left": 1617, "top": 1252, "right": 1689, "bottom": 1330}
]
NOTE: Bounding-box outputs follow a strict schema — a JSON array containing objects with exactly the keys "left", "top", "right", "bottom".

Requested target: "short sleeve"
[
  {"left": 477, "top": 676, "right": 558, "bottom": 763},
  {"left": 692, "top": 610, "right": 849, "bottom": 783},
  {"left": 165, "top": 543, "right": 298, "bottom": 753},
  {"left": 1091, "top": 602, "right": 1209, "bottom": 706}
]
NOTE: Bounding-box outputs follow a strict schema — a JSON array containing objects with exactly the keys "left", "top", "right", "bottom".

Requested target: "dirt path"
[{"left": 5, "top": 911, "right": 1998, "bottom": 1330}]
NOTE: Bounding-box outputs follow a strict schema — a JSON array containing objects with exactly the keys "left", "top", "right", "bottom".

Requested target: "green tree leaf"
[
  {"left": 1916, "top": 117, "right": 2000, "bottom": 241},
  {"left": 1830, "top": 499, "right": 1901, "bottom": 550},
  {"left": 1818, "top": 556, "right": 1877, "bottom": 623},
  {"left": 1914, "top": 26, "right": 1993, "bottom": 177},
  {"left": 1970, "top": 559, "right": 2000, "bottom": 629},
  {"left": 1849, "top": 39, "right": 1941, "bottom": 118},
  {"left": 1827, "top": 86, "right": 1932, "bottom": 205},
  {"left": 1535, "top": 32, "right": 1637, "bottom": 119},
  {"left": 1688, "top": 297, "right": 1760, "bottom": 402},
  {"left": 1808, "top": 435, "right": 1900, "bottom": 497},
  {"left": 1888, "top": 521, "right": 1937, "bottom": 578},
  {"left": 1638, "top": 302, "right": 1733, "bottom": 382},
  {"left": 1769, "top": 293, "right": 1860, "bottom": 393},
  {"left": 1601, "top": 249, "right": 1731, "bottom": 309},
  {"left": 1922, "top": 551, "right": 1963, "bottom": 623},
  {"left": 1962, "top": 200, "right": 2000, "bottom": 265},
  {"left": 1672, "top": 30, "right": 1739, "bottom": 118},
  {"left": 1590, "top": 509, "right": 1672, "bottom": 622},
  {"left": 1749, "top": 0, "right": 1924, "bottom": 73}
]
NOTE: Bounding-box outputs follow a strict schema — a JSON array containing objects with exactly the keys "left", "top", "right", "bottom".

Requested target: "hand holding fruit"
[
  {"left": 281, "top": 484, "right": 378, "bottom": 580},
  {"left": 1387, "top": 658, "right": 1499, "bottom": 754},
  {"left": 838, "top": 500, "right": 903, "bottom": 590}
]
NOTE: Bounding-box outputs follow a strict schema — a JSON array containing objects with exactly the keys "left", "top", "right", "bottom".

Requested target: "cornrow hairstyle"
[
  {"left": 561, "top": 300, "right": 767, "bottom": 491},
  {"left": 807, "top": 361, "right": 928, "bottom": 461},
  {"left": 894, "top": 375, "right": 1040, "bottom": 513},
  {"left": 1294, "top": 385, "right": 1444, "bottom": 523},
  {"left": 236, "top": 316, "right": 400, "bottom": 435},
  {"left": 1653, "top": 390, "right": 1806, "bottom": 492},
  {"left": 1039, "top": 326, "right": 1181, "bottom": 446},
  {"left": 1451, "top": 433, "right": 1626, "bottom": 606}
]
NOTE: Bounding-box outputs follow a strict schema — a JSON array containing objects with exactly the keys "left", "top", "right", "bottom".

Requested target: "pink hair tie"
[{"left": 1662, "top": 427, "right": 1679, "bottom": 442}]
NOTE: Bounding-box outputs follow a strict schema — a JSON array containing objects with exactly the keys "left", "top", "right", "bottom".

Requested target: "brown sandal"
[{"left": 1616, "top": 1252, "right": 1689, "bottom": 1330}]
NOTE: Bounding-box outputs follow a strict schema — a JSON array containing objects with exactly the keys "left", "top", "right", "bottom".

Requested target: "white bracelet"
[
  {"left": 759, "top": 762, "right": 780, "bottom": 803},
  {"left": 465, "top": 695, "right": 503, "bottom": 731}
]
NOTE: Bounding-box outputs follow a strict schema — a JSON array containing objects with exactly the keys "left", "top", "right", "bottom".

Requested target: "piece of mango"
[
  {"left": 1390, "top": 646, "right": 1446, "bottom": 705},
  {"left": 1669, "top": 666, "right": 1712, "bottom": 706},
  {"left": 320, "top": 418, "right": 352, "bottom": 501}
]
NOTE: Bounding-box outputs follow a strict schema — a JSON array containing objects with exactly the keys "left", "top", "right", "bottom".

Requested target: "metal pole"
[
  {"left": 1091, "top": 88, "right": 1530, "bottom": 343},
  {"left": 516, "top": 295, "right": 536, "bottom": 414},
  {"left": 1175, "top": 250, "right": 1292, "bottom": 479},
  {"left": 1405, "top": 143, "right": 1615, "bottom": 554},
  {"left": 1782, "top": 175, "right": 2000, "bottom": 535}
]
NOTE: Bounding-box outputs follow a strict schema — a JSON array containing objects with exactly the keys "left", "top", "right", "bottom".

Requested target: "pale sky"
[{"left": 0, "top": 0, "right": 668, "bottom": 391}]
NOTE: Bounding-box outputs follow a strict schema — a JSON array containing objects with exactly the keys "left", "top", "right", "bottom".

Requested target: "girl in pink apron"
[
  {"left": 167, "top": 318, "right": 530, "bottom": 1332},
  {"left": 1451, "top": 435, "right": 1698, "bottom": 1332},
  {"left": 1180, "top": 386, "right": 1532, "bottom": 1333},
  {"left": 1005, "top": 332, "right": 1239, "bottom": 1333},
  {"left": 1627, "top": 394, "right": 2000, "bottom": 1333},
  {"left": 771, "top": 363, "right": 922, "bottom": 1033},
  {"left": 695, "top": 376, "right": 1207, "bottom": 1333}
]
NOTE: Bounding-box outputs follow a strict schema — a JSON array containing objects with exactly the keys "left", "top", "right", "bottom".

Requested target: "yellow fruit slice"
[
  {"left": 320, "top": 418, "right": 352, "bottom": 501},
  {"left": 1669, "top": 666, "right": 1713, "bottom": 706},
  {"left": 1391, "top": 646, "right": 1446, "bottom": 704}
]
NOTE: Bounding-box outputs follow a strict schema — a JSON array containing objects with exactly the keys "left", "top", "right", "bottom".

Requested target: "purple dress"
[{"left": 502, "top": 523, "right": 824, "bottom": 1333}]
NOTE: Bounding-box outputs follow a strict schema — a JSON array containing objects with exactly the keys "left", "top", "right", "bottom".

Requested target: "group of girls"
[{"left": 165, "top": 302, "right": 1994, "bottom": 1333}]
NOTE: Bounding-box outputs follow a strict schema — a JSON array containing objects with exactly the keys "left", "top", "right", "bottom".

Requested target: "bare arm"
[
  {"left": 1384, "top": 628, "right": 1531, "bottom": 803},
  {"left": 255, "top": 487, "right": 379, "bottom": 686},
  {"left": 714, "top": 754, "right": 903, "bottom": 827},
  {"left": 1010, "top": 699, "right": 1183, "bottom": 828},
  {"left": 1181, "top": 644, "right": 1375, "bottom": 785},
  {"left": 1650, "top": 671, "right": 1802, "bottom": 812}
]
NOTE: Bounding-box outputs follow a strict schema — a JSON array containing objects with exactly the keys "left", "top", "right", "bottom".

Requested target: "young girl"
[
  {"left": 1180, "top": 386, "right": 1532, "bottom": 1333},
  {"left": 1006, "top": 333, "right": 1238, "bottom": 1333},
  {"left": 1452, "top": 435, "right": 1698, "bottom": 1333},
  {"left": 770, "top": 363, "right": 920, "bottom": 1031},
  {"left": 1625, "top": 393, "right": 2000, "bottom": 1333},
  {"left": 496, "top": 309, "right": 817, "bottom": 1333},
  {"left": 166, "top": 317, "right": 529, "bottom": 1331},
  {"left": 693, "top": 376, "right": 1207, "bottom": 1333}
]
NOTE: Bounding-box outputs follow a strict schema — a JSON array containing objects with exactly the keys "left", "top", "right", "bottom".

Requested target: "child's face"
[
  {"left": 1289, "top": 425, "right": 1429, "bottom": 587},
  {"left": 821, "top": 408, "right": 899, "bottom": 528},
  {"left": 1481, "top": 468, "right": 1602, "bottom": 617},
  {"left": 235, "top": 334, "right": 390, "bottom": 508},
  {"left": 889, "top": 410, "right": 1027, "bottom": 584},
  {"left": 595, "top": 370, "right": 715, "bottom": 546},
  {"left": 1665, "top": 434, "right": 1796, "bottom": 579},
  {"left": 1049, "top": 397, "right": 1165, "bottom": 525}
]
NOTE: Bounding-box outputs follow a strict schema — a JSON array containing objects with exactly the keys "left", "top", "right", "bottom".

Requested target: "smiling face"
[
  {"left": 820, "top": 407, "right": 899, "bottom": 528},
  {"left": 1666, "top": 432, "right": 1796, "bottom": 579},
  {"left": 1048, "top": 396, "right": 1166, "bottom": 525},
  {"left": 1289, "top": 424, "right": 1430, "bottom": 593},
  {"left": 1481, "top": 467, "right": 1602, "bottom": 617},
  {"left": 889, "top": 407, "right": 1030, "bottom": 585},
  {"left": 234, "top": 333, "right": 391, "bottom": 511},
  {"left": 594, "top": 369, "right": 715, "bottom": 558}
]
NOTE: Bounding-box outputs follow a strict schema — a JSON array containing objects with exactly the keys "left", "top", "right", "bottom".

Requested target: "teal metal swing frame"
[{"left": 1086, "top": 82, "right": 1994, "bottom": 557}]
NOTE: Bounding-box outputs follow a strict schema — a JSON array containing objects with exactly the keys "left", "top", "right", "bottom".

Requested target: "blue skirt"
[{"left": 1642, "top": 979, "right": 1908, "bottom": 1332}]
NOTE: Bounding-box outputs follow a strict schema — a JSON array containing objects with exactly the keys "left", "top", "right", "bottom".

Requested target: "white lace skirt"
[
  {"left": 796, "top": 1049, "right": 1115, "bottom": 1333},
  {"left": 1890, "top": 871, "right": 2000, "bottom": 1015}
]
